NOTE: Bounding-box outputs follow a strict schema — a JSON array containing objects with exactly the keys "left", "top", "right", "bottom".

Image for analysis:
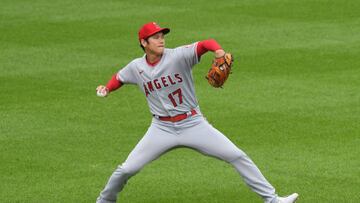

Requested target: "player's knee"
[
  {"left": 116, "top": 163, "right": 140, "bottom": 176},
  {"left": 226, "top": 148, "right": 248, "bottom": 163}
]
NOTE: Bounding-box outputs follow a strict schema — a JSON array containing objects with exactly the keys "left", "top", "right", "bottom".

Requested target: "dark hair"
[{"left": 139, "top": 38, "right": 149, "bottom": 52}]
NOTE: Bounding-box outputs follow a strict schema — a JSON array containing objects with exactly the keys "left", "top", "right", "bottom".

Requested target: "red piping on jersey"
[
  {"left": 106, "top": 74, "right": 123, "bottom": 92},
  {"left": 196, "top": 39, "right": 222, "bottom": 57},
  {"left": 145, "top": 56, "right": 161, "bottom": 67}
]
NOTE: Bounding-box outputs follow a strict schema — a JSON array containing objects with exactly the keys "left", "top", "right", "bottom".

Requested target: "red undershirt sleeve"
[
  {"left": 106, "top": 74, "right": 123, "bottom": 92},
  {"left": 196, "top": 39, "right": 222, "bottom": 58}
]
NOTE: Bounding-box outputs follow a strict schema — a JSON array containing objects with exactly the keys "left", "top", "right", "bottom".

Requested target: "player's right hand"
[{"left": 96, "top": 85, "right": 109, "bottom": 97}]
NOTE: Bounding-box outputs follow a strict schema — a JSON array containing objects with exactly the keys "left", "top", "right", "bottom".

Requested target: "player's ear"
[{"left": 140, "top": 39, "right": 148, "bottom": 47}]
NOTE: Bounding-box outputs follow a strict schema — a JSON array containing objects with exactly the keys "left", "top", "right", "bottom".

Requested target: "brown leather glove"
[{"left": 206, "top": 53, "right": 233, "bottom": 88}]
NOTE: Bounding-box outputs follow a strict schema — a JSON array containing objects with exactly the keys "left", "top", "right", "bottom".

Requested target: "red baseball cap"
[{"left": 138, "top": 22, "right": 170, "bottom": 42}]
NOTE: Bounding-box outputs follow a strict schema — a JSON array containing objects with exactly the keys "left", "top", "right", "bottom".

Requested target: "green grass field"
[{"left": 1, "top": 0, "right": 359, "bottom": 202}]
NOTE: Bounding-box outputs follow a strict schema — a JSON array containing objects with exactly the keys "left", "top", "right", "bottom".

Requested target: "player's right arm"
[
  {"left": 96, "top": 60, "right": 138, "bottom": 97},
  {"left": 96, "top": 74, "right": 123, "bottom": 97}
]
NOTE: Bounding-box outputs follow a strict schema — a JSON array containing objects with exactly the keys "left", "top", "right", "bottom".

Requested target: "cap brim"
[
  {"left": 147, "top": 28, "right": 170, "bottom": 39},
  {"left": 161, "top": 28, "right": 170, "bottom": 35}
]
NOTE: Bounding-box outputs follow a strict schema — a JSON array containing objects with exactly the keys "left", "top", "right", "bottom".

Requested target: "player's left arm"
[
  {"left": 196, "top": 39, "right": 226, "bottom": 59},
  {"left": 197, "top": 39, "right": 233, "bottom": 88}
]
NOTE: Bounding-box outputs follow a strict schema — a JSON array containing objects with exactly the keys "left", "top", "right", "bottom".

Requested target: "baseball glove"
[{"left": 206, "top": 53, "right": 233, "bottom": 88}]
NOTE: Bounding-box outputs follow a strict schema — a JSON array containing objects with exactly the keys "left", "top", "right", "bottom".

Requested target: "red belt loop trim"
[{"left": 157, "top": 109, "right": 197, "bottom": 122}]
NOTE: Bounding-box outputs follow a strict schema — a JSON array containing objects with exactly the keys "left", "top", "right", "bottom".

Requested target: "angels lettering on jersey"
[{"left": 142, "top": 73, "right": 183, "bottom": 97}]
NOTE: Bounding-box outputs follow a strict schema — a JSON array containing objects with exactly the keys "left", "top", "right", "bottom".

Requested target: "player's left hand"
[
  {"left": 96, "top": 85, "right": 109, "bottom": 97},
  {"left": 206, "top": 53, "right": 233, "bottom": 88}
]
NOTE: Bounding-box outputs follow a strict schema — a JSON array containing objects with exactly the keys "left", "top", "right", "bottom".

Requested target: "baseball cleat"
[{"left": 277, "top": 193, "right": 299, "bottom": 203}]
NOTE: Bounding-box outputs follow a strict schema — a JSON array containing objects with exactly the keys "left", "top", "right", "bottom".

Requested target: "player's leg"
[
  {"left": 180, "top": 117, "right": 277, "bottom": 203},
  {"left": 97, "top": 121, "right": 178, "bottom": 203}
]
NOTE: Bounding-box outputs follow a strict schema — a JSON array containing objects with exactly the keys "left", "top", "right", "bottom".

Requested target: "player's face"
[{"left": 145, "top": 32, "right": 165, "bottom": 55}]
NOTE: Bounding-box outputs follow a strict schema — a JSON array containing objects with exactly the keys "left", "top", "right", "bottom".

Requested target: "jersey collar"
[{"left": 145, "top": 54, "right": 163, "bottom": 67}]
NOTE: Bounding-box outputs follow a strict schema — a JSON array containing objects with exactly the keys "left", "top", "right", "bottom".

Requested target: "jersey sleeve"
[
  {"left": 196, "top": 39, "right": 222, "bottom": 58},
  {"left": 106, "top": 74, "right": 123, "bottom": 92},
  {"left": 175, "top": 42, "right": 199, "bottom": 68},
  {"left": 116, "top": 61, "right": 138, "bottom": 85}
]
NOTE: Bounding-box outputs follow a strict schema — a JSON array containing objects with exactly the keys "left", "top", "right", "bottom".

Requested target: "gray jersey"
[{"left": 117, "top": 43, "right": 199, "bottom": 116}]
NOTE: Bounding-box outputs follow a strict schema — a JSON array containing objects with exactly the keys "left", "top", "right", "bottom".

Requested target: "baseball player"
[{"left": 95, "top": 22, "right": 299, "bottom": 203}]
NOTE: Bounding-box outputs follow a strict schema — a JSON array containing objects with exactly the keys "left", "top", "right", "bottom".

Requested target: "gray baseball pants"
[{"left": 97, "top": 114, "right": 278, "bottom": 203}]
